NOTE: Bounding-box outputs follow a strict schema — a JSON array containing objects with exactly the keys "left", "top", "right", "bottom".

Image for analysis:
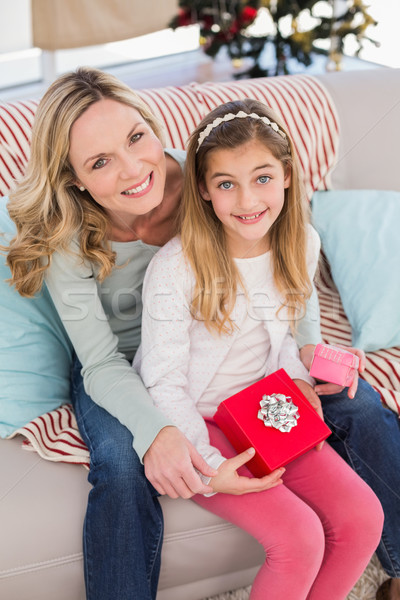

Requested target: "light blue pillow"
[
  {"left": 0, "top": 196, "right": 73, "bottom": 437},
  {"left": 311, "top": 190, "right": 400, "bottom": 352}
]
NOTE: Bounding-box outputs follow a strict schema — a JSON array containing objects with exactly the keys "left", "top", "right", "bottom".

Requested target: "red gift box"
[{"left": 214, "top": 369, "right": 331, "bottom": 477}]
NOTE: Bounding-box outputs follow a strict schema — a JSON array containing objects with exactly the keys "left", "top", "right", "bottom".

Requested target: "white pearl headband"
[{"left": 196, "top": 110, "right": 288, "bottom": 152}]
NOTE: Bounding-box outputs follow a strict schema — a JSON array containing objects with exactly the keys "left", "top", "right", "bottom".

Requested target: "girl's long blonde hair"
[
  {"left": 5, "top": 67, "right": 165, "bottom": 297},
  {"left": 180, "top": 98, "right": 312, "bottom": 335}
]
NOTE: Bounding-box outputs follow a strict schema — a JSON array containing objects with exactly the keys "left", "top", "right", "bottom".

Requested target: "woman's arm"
[
  {"left": 45, "top": 242, "right": 171, "bottom": 460},
  {"left": 45, "top": 243, "right": 216, "bottom": 496}
]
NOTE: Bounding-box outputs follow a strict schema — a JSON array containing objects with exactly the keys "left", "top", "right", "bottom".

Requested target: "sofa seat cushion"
[
  {"left": 0, "top": 437, "right": 264, "bottom": 600},
  {"left": 0, "top": 437, "right": 88, "bottom": 600}
]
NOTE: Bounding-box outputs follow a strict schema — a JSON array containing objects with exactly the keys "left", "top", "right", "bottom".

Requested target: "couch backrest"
[
  {"left": 317, "top": 68, "right": 400, "bottom": 192},
  {"left": 0, "top": 73, "right": 339, "bottom": 199}
]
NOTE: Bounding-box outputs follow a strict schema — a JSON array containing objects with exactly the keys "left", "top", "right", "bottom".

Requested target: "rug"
[{"left": 205, "top": 554, "right": 388, "bottom": 600}]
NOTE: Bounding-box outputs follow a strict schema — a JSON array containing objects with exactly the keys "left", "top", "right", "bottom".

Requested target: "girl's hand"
[
  {"left": 292, "top": 378, "right": 325, "bottom": 450},
  {"left": 210, "top": 448, "right": 285, "bottom": 495}
]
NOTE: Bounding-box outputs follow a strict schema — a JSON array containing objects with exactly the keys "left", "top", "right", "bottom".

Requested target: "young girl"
[{"left": 136, "top": 99, "right": 384, "bottom": 599}]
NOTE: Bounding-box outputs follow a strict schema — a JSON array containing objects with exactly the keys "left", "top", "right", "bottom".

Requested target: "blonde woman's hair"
[
  {"left": 180, "top": 98, "right": 312, "bottom": 335},
  {"left": 5, "top": 66, "right": 165, "bottom": 297}
]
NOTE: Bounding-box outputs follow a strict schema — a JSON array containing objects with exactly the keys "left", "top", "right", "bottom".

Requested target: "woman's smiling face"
[
  {"left": 69, "top": 98, "right": 166, "bottom": 235},
  {"left": 200, "top": 139, "right": 290, "bottom": 258}
]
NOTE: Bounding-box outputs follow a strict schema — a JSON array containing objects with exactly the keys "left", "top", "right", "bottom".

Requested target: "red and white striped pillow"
[
  {"left": 0, "top": 74, "right": 339, "bottom": 198},
  {"left": 136, "top": 83, "right": 206, "bottom": 150},
  {"left": 0, "top": 100, "right": 38, "bottom": 196},
  {"left": 8, "top": 404, "right": 90, "bottom": 469}
]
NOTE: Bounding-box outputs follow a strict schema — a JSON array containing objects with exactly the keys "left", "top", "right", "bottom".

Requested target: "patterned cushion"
[
  {"left": 136, "top": 83, "right": 206, "bottom": 149},
  {"left": 7, "top": 403, "right": 90, "bottom": 469},
  {"left": 0, "top": 100, "right": 38, "bottom": 196}
]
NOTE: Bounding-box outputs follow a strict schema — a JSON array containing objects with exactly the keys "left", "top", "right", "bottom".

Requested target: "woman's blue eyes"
[
  {"left": 92, "top": 133, "right": 143, "bottom": 169},
  {"left": 258, "top": 175, "right": 271, "bottom": 184},
  {"left": 93, "top": 158, "right": 107, "bottom": 169},
  {"left": 130, "top": 132, "right": 143, "bottom": 144}
]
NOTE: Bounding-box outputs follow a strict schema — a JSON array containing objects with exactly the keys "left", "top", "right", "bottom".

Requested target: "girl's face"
[
  {"left": 69, "top": 98, "right": 166, "bottom": 236},
  {"left": 200, "top": 139, "right": 290, "bottom": 258}
]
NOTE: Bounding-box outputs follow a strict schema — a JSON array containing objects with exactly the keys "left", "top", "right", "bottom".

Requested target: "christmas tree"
[{"left": 170, "top": 0, "right": 378, "bottom": 77}]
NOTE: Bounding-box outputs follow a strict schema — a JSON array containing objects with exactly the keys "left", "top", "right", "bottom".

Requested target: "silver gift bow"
[{"left": 257, "top": 393, "right": 300, "bottom": 433}]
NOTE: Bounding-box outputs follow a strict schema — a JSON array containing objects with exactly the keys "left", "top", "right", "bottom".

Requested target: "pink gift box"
[{"left": 309, "top": 344, "right": 359, "bottom": 387}]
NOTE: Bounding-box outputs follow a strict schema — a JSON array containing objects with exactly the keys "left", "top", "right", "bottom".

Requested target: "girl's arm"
[
  {"left": 137, "top": 243, "right": 226, "bottom": 472},
  {"left": 293, "top": 225, "right": 323, "bottom": 350},
  {"left": 138, "top": 241, "right": 287, "bottom": 495},
  {"left": 293, "top": 284, "right": 323, "bottom": 349},
  {"left": 278, "top": 331, "right": 315, "bottom": 386}
]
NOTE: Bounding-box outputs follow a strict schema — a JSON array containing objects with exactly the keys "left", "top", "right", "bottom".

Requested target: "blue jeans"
[
  {"left": 71, "top": 361, "right": 163, "bottom": 600},
  {"left": 322, "top": 378, "right": 400, "bottom": 578}
]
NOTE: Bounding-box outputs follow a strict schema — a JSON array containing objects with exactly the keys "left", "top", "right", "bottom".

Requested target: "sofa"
[{"left": 0, "top": 67, "right": 399, "bottom": 600}]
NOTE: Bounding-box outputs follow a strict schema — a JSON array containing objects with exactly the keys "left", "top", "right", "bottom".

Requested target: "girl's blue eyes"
[
  {"left": 219, "top": 181, "right": 233, "bottom": 190},
  {"left": 92, "top": 132, "right": 143, "bottom": 169},
  {"left": 217, "top": 175, "right": 271, "bottom": 189}
]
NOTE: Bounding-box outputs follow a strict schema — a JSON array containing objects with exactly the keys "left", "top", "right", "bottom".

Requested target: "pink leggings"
[{"left": 193, "top": 421, "right": 384, "bottom": 600}]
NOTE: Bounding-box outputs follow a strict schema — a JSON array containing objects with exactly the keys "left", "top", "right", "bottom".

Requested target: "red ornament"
[
  {"left": 240, "top": 6, "right": 258, "bottom": 26},
  {"left": 177, "top": 8, "right": 193, "bottom": 27},
  {"left": 229, "top": 19, "right": 240, "bottom": 35},
  {"left": 203, "top": 15, "right": 215, "bottom": 28}
]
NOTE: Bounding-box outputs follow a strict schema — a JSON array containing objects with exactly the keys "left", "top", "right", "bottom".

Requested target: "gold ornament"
[{"left": 232, "top": 58, "right": 243, "bottom": 68}]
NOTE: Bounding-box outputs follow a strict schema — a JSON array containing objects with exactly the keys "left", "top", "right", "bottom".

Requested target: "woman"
[
  {"left": 4, "top": 67, "right": 216, "bottom": 600},
  {"left": 4, "top": 67, "right": 400, "bottom": 600}
]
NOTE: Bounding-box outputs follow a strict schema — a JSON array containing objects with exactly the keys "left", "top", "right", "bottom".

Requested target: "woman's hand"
[
  {"left": 143, "top": 426, "right": 217, "bottom": 499},
  {"left": 315, "top": 345, "right": 366, "bottom": 399},
  {"left": 292, "top": 378, "right": 325, "bottom": 450},
  {"left": 210, "top": 448, "right": 285, "bottom": 495},
  {"left": 299, "top": 344, "right": 316, "bottom": 371},
  {"left": 300, "top": 344, "right": 366, "bottom": 399}
]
